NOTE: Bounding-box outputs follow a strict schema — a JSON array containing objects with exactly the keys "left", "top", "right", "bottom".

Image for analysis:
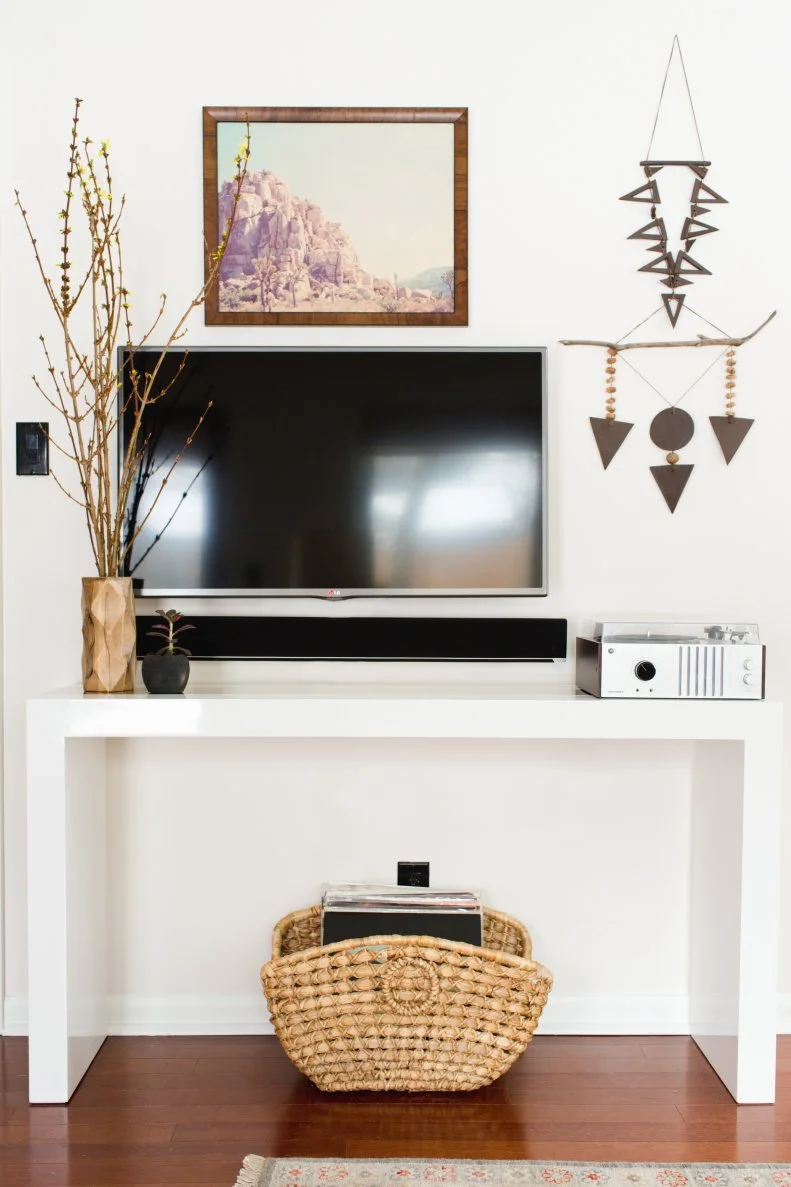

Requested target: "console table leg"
[
  {"left": 691, "top": 732, "right": 783, "bottom": 1103},
  {"left": 27, "top": 707, "right": 108, "bottom": 1103}
]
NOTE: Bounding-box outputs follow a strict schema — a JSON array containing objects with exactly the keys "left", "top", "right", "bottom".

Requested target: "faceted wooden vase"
[{"left": 81, "top": 577, "right": 136, "bottom": 694}]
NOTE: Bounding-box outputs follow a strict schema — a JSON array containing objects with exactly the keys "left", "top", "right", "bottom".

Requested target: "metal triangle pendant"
[
  {"left": 590, "top": 417, "right": 633, "bottom": 469},
  {"left": 628, "top": 217, "right": 668, "bottom": 242},
  {"left": 639, "top": 251, "right": 675, "bottom": 275},
  {"left": 691, "top": 178, "right": 728, "bottom": 205},
  {"left": 650, "top": 464, "right": 694, "bottom": 512},
  {"left": 673, "top": 248, "right": 712, "bottom": 276},
  {"left": 681, "top": 215, "right": 718, "bottom": 241},
  {"left": 662, "top": 294, "right": 686, "bottom": 327},
  {"left": 709, "top": 416, "right": 754, "bottom": 464},
  {"left": 620, "top": 179, "right": 661, "bottom": 204}
]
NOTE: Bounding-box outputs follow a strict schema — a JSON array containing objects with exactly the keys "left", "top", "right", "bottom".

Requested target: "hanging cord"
[
  {"left": 615, "top": 304, "right": 731, "bottom": 347},
  {"left": 681, "top": 304, "right": 731, "bottom": 339},
  {"left": 612, "top": 304, "right": 733, "bottom": 406},
  {"left": 616, "top": 305, "right": 665, "bottom": 344},
  {"left": 619, "top": 347, "right": 727, "bottom": 409},
  {"left": 645, "top": 35, "right": 706, "bottom": 160},
  {"left": 619, "top": 306, "right": 729, "bottom": 406}
]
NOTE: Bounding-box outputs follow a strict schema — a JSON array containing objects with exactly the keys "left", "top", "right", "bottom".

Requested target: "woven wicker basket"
[{"left": 260, "top": 903, "right": 552, "bottom": 1092}]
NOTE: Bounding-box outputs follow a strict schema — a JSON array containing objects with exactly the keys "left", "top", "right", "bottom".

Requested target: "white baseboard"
[
  {"left": 0, "top": 992, "right": 686, "bottom": 1037},
  {"left": 3, "top": 997, "right": 28, "bottom": 1036},
  {"left": 779, "top": 994, "right": 791, "bottom": 1033},
  {"left": 2, "top": 995, "right": 274, "bottom": 1037},
  {"left": 107, "top": 995, "right": 274, "bottom": 1036},
  {"left": 111, "top": 992, "right": 693, "bottom": 1036},
  {"left": 5, "top": 993, "right": 790, "bottom": 1038},
  {"left": 539, "top": 993, "right": 690, "bottom": 1034}
]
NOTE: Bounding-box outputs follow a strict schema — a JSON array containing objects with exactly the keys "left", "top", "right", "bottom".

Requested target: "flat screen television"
[{"left": 119, "top": 347, "right": 547, "bottom": 597}]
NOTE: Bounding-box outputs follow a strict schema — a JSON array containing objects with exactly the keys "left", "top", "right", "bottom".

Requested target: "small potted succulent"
[{"left": 141, "top": 610, "right": 195, "bottom": 694}]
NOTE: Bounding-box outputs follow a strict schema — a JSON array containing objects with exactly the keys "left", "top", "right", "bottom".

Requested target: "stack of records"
[{"left": 321, "top": 883, "right": 483, "bottom": 946}]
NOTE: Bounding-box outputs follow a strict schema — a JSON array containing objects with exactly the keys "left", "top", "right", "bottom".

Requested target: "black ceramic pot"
[{"left": 141, "top": 653, "right": 190, "bottom": 695}]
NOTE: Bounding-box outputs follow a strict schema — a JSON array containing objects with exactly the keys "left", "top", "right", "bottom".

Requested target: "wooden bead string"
[
  {"left": 725, "top": 348, "right": 736, "bottom": 418},
  {"left": 605, "top": 347, "right": 618, "bottom": 420}
]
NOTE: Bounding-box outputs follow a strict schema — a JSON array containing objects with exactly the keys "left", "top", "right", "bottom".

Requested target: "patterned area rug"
[{"left": 233, "top": 1160, "right": 791, "bottom": 1187}]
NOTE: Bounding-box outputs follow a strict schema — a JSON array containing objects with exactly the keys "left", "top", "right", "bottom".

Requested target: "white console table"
[{"left": 27, "top": 683, "right": 783, "bottom": 1104}]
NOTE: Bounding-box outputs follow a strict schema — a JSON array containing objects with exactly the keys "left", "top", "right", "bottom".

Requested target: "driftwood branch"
[{"left": 560, "top": 310, "right": 777, "bottom": 351}]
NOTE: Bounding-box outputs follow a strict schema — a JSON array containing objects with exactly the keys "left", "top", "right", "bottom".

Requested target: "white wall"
[{"left": 2, "top": 0, "right": 791, "bottom": 1034}]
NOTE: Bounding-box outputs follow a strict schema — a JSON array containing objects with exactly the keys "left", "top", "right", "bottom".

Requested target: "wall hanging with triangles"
[{"left": 562, "top": 36, "right": 775, "bottom": 513}]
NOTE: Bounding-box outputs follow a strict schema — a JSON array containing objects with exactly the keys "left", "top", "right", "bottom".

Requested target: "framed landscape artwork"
[{"left": 202, "top": 107, "right": 468, "bottom": 325}]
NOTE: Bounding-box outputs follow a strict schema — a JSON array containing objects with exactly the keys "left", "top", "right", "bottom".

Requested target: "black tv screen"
[{"left": 119, "top": 347, "right": 547, "bottom": 596}]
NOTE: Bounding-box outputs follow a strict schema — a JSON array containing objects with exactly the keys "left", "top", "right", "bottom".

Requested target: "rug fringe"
[{"left": 234, "top": 1154, "right": 267, "bottom": 1187}]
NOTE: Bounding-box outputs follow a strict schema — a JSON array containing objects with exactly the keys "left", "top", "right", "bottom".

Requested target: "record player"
[{"left": 576, "top": 621, "right": 765, "bottom": 699}]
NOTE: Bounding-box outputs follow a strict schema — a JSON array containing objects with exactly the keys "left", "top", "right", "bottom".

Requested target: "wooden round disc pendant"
[{"left": 649, "top": 407, "right": 694, "bottom": 451}]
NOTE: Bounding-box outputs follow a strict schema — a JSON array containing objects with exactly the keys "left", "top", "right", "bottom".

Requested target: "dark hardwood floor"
[{"left": 2, "top": 1035, "right": 791, "bottom": 1186}]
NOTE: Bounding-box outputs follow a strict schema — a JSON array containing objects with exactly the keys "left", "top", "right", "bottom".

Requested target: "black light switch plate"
[
  {"left": 16, "top": 422, "right": 49, "bottom": 475},
  {"left": 398, "top": 861, "right": 430, "bottom": 887}
]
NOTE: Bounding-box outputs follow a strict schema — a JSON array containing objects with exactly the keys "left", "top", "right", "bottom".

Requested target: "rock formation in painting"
[{"left": 217, "top": 170, "right": 453, "bottom": 314}]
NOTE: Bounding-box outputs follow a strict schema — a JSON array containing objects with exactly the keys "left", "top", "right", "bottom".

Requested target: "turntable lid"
[{"left": 594, "top": 621, "right": 760, "bottom": 645}]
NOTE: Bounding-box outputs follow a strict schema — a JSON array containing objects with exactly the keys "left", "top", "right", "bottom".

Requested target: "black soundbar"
[{"left": 135, "top": 616, "right": 567, "bottom": 662}]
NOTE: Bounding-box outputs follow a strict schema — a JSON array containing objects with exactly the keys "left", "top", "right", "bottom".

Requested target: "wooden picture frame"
[{"left": 202, "top": 107, "right": 467, "bottom": 326}]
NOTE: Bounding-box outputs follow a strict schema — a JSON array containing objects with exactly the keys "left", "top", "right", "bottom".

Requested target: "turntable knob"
[
  {"left": 743, "top": 658, "right": 756, "bottom": 671},
  {"left": 743, "top": 673, "right": 757, "bottom": 686},
  {"left": 635, "top": 661, "right": 656, "bottom": 682}
]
